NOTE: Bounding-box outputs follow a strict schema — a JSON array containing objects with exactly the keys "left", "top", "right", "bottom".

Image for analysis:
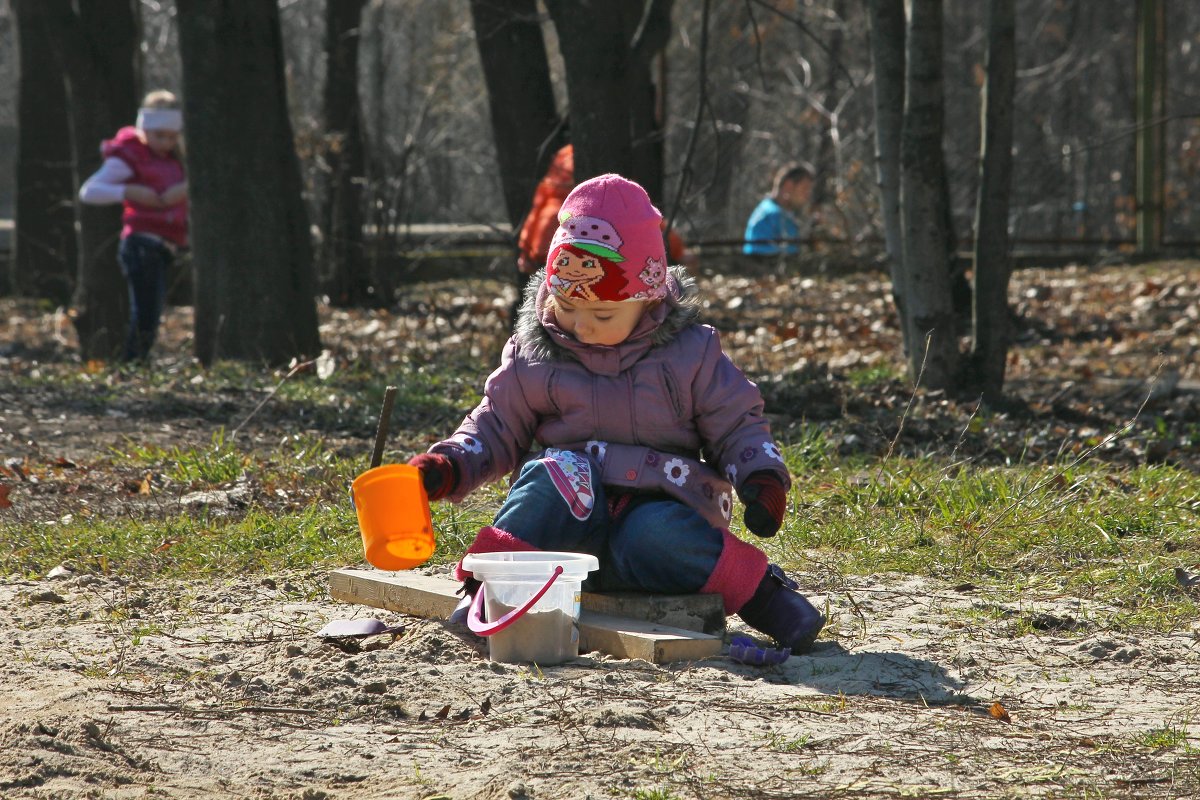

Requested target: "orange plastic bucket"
[{"left": 350, "top": 464, "right": 434, "bottom": 570}]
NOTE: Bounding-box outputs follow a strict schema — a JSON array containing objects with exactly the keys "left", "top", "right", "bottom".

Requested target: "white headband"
[{"left": 136, "top": 108, "right": 183, "bottom": 132}]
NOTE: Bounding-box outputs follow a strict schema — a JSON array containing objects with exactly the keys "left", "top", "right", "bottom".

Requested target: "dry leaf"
[
  {"left": 0, "top": 484, "right": 12, "bottom": 509},
  {"left": 138, "top": 472, "right": 153, "bottom": 495},
  {"left": 435, "top": 704, "right": 451, "bottom": 720},
  {"left": 480, "top": 698, "right": 491, "bottom": 715},
  {"left": 988, "top": 701, "right": 1012, "bottom": 723}
]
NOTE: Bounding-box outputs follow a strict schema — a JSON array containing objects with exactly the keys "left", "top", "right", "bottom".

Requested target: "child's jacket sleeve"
[{"left": 690, "top": 327, "right": 792, "bottom": 492}]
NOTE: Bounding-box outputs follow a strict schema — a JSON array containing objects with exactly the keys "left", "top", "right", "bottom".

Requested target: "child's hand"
[
  {"left": 123, "top": 184, "right": 164, "bottom": 207},
  {"left": 738, "top": 471, "right": 787, "bottom": 538},
  {"left": 407, "top": 452, "right": 458, "bottom": 501},
  {"left": 161, "top": 181, "right": 189, "bottom": 206}
]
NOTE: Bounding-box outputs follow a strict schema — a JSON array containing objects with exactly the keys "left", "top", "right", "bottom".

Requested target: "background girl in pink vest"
[{"left": 79, "top": 90, "right": 189, "bottom": 362}]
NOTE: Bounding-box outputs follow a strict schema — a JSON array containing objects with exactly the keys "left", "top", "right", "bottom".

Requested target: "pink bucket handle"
[{"left": 467, "top": 565, "right": 565, "bottom": 637}]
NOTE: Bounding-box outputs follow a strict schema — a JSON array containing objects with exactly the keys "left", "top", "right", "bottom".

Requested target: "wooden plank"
[
  {"left": 577, "top": 611, "right": 723, "bottom": 663},
  {"left": 328, "top": 569, "right": 462, "bottom": 619},
  {"left": 328, "top": 569, "right": 724, "bottom": 664},
  {"left": 581, "top": 591, "right": 725, "bottom": 635}
]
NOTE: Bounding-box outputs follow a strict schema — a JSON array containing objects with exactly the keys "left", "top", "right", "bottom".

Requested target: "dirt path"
[{"left": 3, "top": 567, "right": 1198, "bottom": 799}]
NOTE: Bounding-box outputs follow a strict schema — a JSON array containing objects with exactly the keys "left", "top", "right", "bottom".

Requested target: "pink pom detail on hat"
[{"left": 545, "top": 174, "right": 669, "bottom": 303}]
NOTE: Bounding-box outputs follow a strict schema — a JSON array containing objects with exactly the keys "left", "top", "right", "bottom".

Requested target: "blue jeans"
[
  {"left": 492, "top": 453, "right": 725, "bottom": 594},
  {"left": 118, "top": 234, "right": 174, "bottom": 361}
]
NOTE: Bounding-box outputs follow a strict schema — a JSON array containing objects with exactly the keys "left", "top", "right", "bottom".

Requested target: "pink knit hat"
[{"left": 545, "top": 174, "right": 669, "bottom": 303}]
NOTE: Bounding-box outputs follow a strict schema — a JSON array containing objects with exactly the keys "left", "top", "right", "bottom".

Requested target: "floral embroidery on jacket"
[
  {"left": 457, "top": 434, "right": 484, "bottom": 454},
  {"left": 718, "top": 492, "right": 732, "bottom": 521},
  {"left": 663, "top": 458, "right": 690, "bottom": 486}
]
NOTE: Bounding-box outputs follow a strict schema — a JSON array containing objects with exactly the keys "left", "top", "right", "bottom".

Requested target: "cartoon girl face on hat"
[
  {"left": 548, "top": 212, "right": 627, "bottom": 301},
  {"left": 550, "top": 247, "right": 606, "bottom": 301}
]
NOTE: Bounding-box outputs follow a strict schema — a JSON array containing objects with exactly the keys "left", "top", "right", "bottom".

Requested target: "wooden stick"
[{"left": 370, "top": 386, "right": 398, "bottom": 468}]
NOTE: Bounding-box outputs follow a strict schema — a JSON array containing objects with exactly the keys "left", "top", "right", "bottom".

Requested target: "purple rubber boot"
[{"left": 737, "top": 565, "right": 825, "bottom": 653}]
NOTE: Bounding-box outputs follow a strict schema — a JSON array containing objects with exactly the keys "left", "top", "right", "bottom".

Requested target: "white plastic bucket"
[{"left": 460, "top": 551, "right": 599, "bottom": 665}]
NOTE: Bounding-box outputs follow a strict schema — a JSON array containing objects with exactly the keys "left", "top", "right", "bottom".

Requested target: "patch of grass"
[
  {"left": 764, "top": 454, "right": 1200, "bottom": 629},
  {"left": 116, "top": 429, "right": 248, "bottom": 485},
  {"left": 629, "top": 789, "right": 682, "bottom": 800},
  {"left": 765, "top": 731, "right": 813, "bottom": 752},
  {"left": 3, "top": 504, "right": 363, "bottom": 578},
  {"left": 1133, "top": 723, "right": 1192, "bottom": 750},
  {"left": 846, "top": 363, "right": 897, "bottom": 387},
  {"left": 782, "top": 423, "right": 837, "bottom": 473}
]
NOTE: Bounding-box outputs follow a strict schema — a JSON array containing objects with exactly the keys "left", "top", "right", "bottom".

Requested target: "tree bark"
[
  {"left": 10, "top": 0, "right": 78, "bottom": 303},
  {"left": 1134, "top": 0, "right": 1165, "bottom": 253},
  {"left": 468, "top": 0, "right": 563, "bottom": 232},
  {"left": 966, "top": 0, "right": 1016, "bottom": 402},
  {"left": 695, "top": 2, "right": 756, "bottom": 231},
  {"left": 899, "top": 0, "right": 957, "bottom": 389},
  {"left": 319, "top": 0, "right": 371, "bottom": 307},
  {"left": 45, "top": 0, "right": 141, "bottom": 359},
  {"left": 544, "top": 0, "right": 672, "bottom": 204},
  {"left": 177, "top": 0, "right": 321, "bottom": 365},
  {"left": 866, "top": 0, "right": 905, "bottom": 292},
  {"left": 811, "top": 0, "right": 845, "bottom": 210}
]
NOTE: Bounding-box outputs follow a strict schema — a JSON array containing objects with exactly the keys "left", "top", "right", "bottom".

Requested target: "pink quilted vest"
[{"left": 102, "top": 126, "right": 189, "bottom": 247}]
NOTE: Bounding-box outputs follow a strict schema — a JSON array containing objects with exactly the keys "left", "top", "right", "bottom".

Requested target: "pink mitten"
[
  {"left": 738, "top": 471, "right": 787, "bottom": 538},
  {"left": 407, "top": 452, "right": 458, "bottom": 501}
]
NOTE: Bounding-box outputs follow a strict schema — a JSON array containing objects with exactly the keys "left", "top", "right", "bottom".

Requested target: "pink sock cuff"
[
  {"left": 453, "top": 526, "right": 538, "bottom": 581},
  {"left": 698, "top": 529, "right": 770, "bottom": 615}
]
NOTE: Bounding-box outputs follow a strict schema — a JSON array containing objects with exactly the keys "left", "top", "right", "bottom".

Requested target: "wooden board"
[
  {"left": 328, "top": 568, "right": 723, "bottom": 664},
  {"left": 576, "top": 611, "right": 723, "bottom": 663},
  {"left": 581, "top": 591, "right": 725, "bottom": 636},
  {"left": 329, "top": 569, "right": 463, "bottom": 619}
]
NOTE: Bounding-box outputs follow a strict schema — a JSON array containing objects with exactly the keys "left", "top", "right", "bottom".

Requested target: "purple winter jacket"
[{"left": 428, "top": 267, "right": 791, "bottom": 530}]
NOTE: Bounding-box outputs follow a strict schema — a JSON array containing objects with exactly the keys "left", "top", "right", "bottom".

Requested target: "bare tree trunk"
[
  {"left": 177, "top": 0, "right": 321, "bottom": 366},
  {"left": 320, "top": 0, "right": 371, "bottom": 307},
  {"left": 811, "top": 0, "right": 845, "bottom": 209},
  {"left": 469, "top": 0, "right": 563, "bottom": 232},
  {"left": 628, "top": 5, "right": 672, "bottom": 205},
  {"left": 1134, "top": 0, "right": 1165, "bottom": 253},
  {"left": 866, "top": 0, "right": 905, "bottom": 288},
  {"left": 10, "top": 0, "right": 77, "bottom": 303},
  {"left": 695, "top": 3, "right": 756, "bottom": 231},
  {"left": 544, "top": 0, "right": 672, "bottom": 204},
  {"left": 45, "top": 0, "right": 140, "bottom": 360},
  {"left": 899, "top": 0, "right": 957, "bottom": 389},
  {"left": 966, "top": 0, "right": 1016, "bottom": 402}
]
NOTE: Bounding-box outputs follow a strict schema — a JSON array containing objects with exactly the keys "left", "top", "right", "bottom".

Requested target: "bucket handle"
[{"left": 467, "top": 565, "right": 565, "bottom": 637}]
